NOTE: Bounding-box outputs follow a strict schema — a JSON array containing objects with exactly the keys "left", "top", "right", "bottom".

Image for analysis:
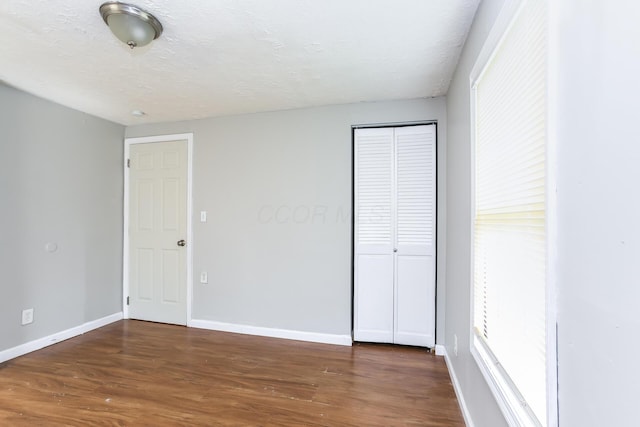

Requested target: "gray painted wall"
[
  {"left": 553, "top": 1, "right": 640, "bottom": 425},
  {"left": 0, "top": 83, "right": 124, "bottom": 352},
  {"left": 444, "top": 0, "right": 509, "bottom": 426},
  {"left": 126, "top": 98, "right": 447, "bottom": 340}
]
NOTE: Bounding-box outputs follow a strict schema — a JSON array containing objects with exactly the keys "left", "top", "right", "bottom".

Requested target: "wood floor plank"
[{"left": 0, "top": 320, "right": 463, "bottom": 426}]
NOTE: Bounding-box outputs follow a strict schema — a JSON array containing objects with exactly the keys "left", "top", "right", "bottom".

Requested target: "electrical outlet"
[
  {"left": 453, "top": 334, "right": 458, "bottom": 357},
  {"left": 200, "top": 272, "right": 208, "bottom": 284},
  {"left": 22, "top": 308, "right": 34, "bottom": 325}
]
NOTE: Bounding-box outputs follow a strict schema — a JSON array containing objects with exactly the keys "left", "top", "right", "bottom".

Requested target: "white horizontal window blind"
[{"left": 472, "top": 0, "right": 548, "bottom": 425}]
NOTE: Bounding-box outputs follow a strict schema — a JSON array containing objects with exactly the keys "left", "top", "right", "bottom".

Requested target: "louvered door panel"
[
  {"left": 356, "top": 133, "right": 393, "bottom": 245},
  {"left": 354, "top": 128, "right": 394, "bottom": 343},
  {"left": 396, "top": 128, "right": 435, "bottom": 247},
  {"left": 394, "top": 125, "right": 435, "bottom": 347}
]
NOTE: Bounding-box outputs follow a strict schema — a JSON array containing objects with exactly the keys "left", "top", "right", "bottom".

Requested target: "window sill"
[{"left": 471, "top": 333, "right": 543, "bottom": 427}]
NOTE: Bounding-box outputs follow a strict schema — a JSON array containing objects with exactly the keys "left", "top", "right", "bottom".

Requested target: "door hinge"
[
  {"left": 127, "top": 158, "right": 130, "bottom": 168},
  {"left": 126, "top": 296, "right": 130, "bottom": 305}
]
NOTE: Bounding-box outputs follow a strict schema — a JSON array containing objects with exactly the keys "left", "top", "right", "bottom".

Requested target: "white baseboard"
[
  {"left": 0, "top": 312, "right": 123, "bottom": 364},
  {"left": 435, "top": 344, "right": 446, "bottom": 356},
  {"left": 189, "top": 319, "right": 352, "bottom": 346},
  {"left": 443, "top": 347, "right": 475, "bottom": 427}
]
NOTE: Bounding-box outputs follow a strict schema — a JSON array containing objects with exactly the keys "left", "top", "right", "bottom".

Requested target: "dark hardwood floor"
[{"left": 0, "top": 320, "right": 464, "bottom": 426}]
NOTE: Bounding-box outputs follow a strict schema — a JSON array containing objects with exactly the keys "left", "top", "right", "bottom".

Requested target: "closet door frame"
[{"left": 351, "top": 121, "right": 438, "bottom": 347}]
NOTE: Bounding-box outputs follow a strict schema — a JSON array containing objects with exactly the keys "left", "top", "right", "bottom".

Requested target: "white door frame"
[{"left": 122, "top": 133, "right": 194, "bottom": 325}]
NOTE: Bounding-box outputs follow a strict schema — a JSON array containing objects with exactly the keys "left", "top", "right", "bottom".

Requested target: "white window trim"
[{"left": 468, "top": 1, "right": 558, "bottom": 426}]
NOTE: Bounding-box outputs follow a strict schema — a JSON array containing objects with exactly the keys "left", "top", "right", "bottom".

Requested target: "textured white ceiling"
[{"left": 0, "top": 0, "right": 479, "bottom": 125}]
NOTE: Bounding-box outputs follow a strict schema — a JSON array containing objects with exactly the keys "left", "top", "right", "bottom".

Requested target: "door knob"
[
  {"left": 177, "top": 240, "right": 186, "bottom": 247},
  {"left": 393, "top": 248, "right": 398, "bottom": 252}
]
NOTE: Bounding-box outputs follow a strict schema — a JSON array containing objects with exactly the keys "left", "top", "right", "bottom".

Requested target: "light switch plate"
[
  {"left": 200, "top": 272, "right": 208, "bottom": 284},
  {"left": 200, "top": 211, "right": 207, "bottom": 222}
]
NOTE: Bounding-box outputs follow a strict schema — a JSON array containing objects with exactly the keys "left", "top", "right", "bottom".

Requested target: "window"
[{"left": 470, "top": 0, "right": 555, "bottom": 426}]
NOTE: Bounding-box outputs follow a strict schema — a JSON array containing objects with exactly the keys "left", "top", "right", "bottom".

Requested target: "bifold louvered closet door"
[{"left": 354, "top": 124, "right": 436, "bottom": 348}]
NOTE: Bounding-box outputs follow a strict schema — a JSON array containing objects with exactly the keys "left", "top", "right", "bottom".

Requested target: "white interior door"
[
  {"left": 393, "top": 125, "right": 436, "bottom": 347},
  {"left": 128, "top": 140, "right": 188, "bottom": 325},
  {"left": 354, "top": 124, "right": 436, "bottom": 347},
  {"left": 353, "top": 127, "right": 395, "bottom": 343}
]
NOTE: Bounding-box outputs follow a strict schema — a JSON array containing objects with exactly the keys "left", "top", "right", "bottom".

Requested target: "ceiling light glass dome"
[{"left": 99, "top": 2, "right": 163, "bottom": 49}]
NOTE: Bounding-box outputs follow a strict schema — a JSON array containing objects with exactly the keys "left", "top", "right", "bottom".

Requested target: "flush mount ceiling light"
[{"left": 99, "top": 2, "right": 163, "bottom": 49}]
